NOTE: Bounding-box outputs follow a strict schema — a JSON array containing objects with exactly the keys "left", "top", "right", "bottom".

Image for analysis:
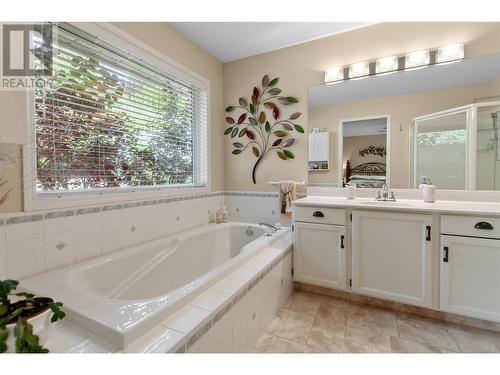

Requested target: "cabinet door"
[
  {"left": 308, "top": 133, "right": 317, "bottom": 161},
  {"left": 440, "top": 235, "right": 500, "bottom": 322},
  {"left": 293, "top": 222, "right": 347, "bottom": 289},
  {"left": 316, "top": 132, "right": 329, "bottom": 161},
  {"left": 351, "top": 211, "right": 433, "bottom": 307}
]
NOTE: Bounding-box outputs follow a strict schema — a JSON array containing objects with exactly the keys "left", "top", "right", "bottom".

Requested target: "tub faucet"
[{"left": 259, "top": 222, "right": 278, "bottom": 233}]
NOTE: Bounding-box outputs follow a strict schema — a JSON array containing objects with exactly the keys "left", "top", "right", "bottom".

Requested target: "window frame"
[{"left": 23, "top": 22, "right": 211, "bottom": 211}]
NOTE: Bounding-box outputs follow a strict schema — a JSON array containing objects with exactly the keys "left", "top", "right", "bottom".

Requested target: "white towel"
[{"left": 279, "top": 181, "right": 298, "bottom": 215}]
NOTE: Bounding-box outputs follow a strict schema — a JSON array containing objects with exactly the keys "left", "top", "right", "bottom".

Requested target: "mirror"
[{"left": 308, "top": 53, "right": 500, "bottom": 190}]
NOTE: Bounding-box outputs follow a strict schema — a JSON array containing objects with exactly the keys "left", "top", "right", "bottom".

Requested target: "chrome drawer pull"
[
  {"left": 312, "top": 211, "right": 324, "bottom": 218},
  {"left": 474, "top": 221, "right": 493, "bottom": 230}
]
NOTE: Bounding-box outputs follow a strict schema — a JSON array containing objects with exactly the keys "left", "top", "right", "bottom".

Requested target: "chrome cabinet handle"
[
  {"left": 474, "top": 221, "right": 493, "bottom": 230},
  {"left": 312, "top": 211, "right": 324, "bottom": 218}
]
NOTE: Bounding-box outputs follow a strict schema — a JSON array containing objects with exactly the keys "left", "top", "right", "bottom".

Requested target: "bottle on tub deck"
[
  {"left": 346, "top": 183, "right": 356, "bottom": 199},
  {"left": 221, "top": 206, "right": 228, "bottom": 223},
  {"left": 421, "top": 178, "right": 436, "bottom": 203},
  {"left": 215, "top": 207, "right": 222, "bottom": 224}
]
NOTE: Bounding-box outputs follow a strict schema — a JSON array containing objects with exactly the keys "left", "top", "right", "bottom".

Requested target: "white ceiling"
[
  {"left": 344, "top": 118, "right": 387, "bottom": 137},
  {"left": 309, "top": 54, "right": 500, "bottom": 107},
  {"left": 170, "top": 22, "right": 372, "bottom": 63}
]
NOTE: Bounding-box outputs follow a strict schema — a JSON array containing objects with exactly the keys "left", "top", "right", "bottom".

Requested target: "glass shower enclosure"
[{"left": 411, "top": 100, "right": 500, "bottom": 190}]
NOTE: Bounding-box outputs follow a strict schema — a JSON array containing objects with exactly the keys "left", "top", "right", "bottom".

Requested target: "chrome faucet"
[
  {"left": 259, "top": 222, "right": 278, "bottom": 233},
  {"left": 375, "top": 184, "right": 396, "bottom": 201}
]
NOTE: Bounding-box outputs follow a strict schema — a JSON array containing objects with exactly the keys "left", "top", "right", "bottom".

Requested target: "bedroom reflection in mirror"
[{"left": 342, "top": 116, "right": 388, "bottom": 188}]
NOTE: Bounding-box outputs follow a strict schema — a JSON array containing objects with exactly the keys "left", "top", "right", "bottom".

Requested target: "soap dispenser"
[{"left": 422, "top": 178, "right": 436, "bottom": 203}]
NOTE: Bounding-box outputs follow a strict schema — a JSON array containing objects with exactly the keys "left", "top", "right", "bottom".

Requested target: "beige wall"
[
  {"left": 309, "top": 78, "right": 500, "bottom": 187},
  {"left": 223, "top": 22, "right": 500, "bottom": 191},
  {"left": 0, "top": 22, "right": 224, "bottom": 213}
]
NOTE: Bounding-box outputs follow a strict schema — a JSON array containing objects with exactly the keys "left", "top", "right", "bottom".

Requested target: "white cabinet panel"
[
  {"left": 351, "top": 211, "right": 433, "bottom": 307},
  {"left": 315, "top": 132, "right": 329, "bottom": 161},
  {"left": 308, "top": 132, "right": 329, "bottom": 162},
  {"left": 293, "top": 222, "right": 347, "bottom": 290},
  {"left": 440, "top": 235, "right": 500, "bottom": 322}
]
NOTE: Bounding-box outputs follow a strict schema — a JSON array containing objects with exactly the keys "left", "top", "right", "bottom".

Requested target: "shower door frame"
[{"left": 411, "top": 100, "right": 500, "bottom": 190}]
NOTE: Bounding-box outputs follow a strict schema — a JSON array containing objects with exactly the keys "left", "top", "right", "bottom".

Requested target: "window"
[{"left": 32, "top": 24, "right": 208, "bottom": 200}]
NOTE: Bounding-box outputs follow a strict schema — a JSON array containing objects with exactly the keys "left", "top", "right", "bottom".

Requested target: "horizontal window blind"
[{"left": 34, "top": 24, "right": 208, "bottom": 195}]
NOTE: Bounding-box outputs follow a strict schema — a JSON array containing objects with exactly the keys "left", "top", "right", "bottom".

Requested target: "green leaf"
[
  {"left": 0, "top": 328, "right": 7, "bottom": 353},
  {"left": 232, "top": 149, "right": 242, "bottom": 155},
  {"left": 224, "top": 127, "right": 233, "bottom": 135},
  {"left": 283, "top": 150, "right": 294, "bottom": 159},
  {"left": 269, "top": 77, "right": 279, "bottom": 86},
  {"left": 249, "top": 103, "right": 255, "bottom": 114},
  {"left": 287, "top": 96, "right": 298, "bottom": 103},
  {"left": 252, "top": 146, "right": 260, "bottom": 158},
  {"left": 231, "top": 127, "right": 239, "bottom": 138},
  {"left": 225, "top": 106, "right": 235, "bottom": 112},
  {"left": 294, "top": 124, "right": 305, "bottom": 133},
  {"left": 49, "top": 302, "right": 65, "bottom": 323},
  {"left": 248, "top": 117, "right": 258, "bottom": 126},
  {"left": 264, "top": 121, "right": 271, "bottom": 132}
]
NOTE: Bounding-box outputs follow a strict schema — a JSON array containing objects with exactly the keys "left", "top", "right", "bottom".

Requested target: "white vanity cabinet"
[
  {"left": 293, "top": 207, "right": 347, "bottom": 290},
  {"left": 440, "top": 215, "right": 500, "bottom": 322},
  {"left": 351, "top": 210, "right": 433, "bottom": 307}
]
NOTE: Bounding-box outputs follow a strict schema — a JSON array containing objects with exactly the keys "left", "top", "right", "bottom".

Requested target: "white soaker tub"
[{"left": 21, "top": 222, "right": 289, "bottom": 348}]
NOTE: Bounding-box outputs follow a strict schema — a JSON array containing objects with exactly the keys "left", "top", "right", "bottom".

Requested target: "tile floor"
[{"left": 255, "top": 290, "right": 500, "bottom": 353}]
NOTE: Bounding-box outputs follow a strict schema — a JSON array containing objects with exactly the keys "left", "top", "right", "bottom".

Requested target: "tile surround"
[{"left": 0, "top": 192, "right": 226, "bottom": 279}]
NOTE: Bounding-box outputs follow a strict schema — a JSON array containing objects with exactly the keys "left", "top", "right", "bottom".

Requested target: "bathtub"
[{"left": 21, "top": 222, "right": 289, "bottom": 348}]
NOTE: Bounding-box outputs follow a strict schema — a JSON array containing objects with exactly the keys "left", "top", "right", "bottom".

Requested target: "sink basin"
[{"left": 360, "top": 200, "right": 423, "bottom": 208}]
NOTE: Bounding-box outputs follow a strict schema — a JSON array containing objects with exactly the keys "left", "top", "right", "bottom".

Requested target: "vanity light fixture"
[
  {"left": 348, "top": 61, "right": 370, "bottom": 79},
  {"left": 404, "top": 49, "right": 430, "bottom": 69},
  {"left": 375, "top": 55, "right": 399, "bottom": 74},
  {"left": 436, "top": 43, "right": 464, "bottom": 63},
  {"left": 324, "top": 43, "right": 464, "bottom": 83},
  {"left": 325, "top": 66, "right": 345, "bottom": 83}
]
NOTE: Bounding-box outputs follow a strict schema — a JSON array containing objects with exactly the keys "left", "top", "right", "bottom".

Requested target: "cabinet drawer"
[
  {"left": 294, "top": 206, "right": 346, "bottom": 225},
  {"left": 441, "top": 215, "right": 500, "bottom": 239}
]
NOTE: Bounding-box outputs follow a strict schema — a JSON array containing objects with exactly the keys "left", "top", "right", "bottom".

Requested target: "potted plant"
[{"left": 0, "top": 279, "right": 65, "bottom": 353}]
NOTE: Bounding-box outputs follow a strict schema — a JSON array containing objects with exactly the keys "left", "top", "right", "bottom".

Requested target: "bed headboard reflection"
[{"left": 345, "top": 161, "right": 386, "bottom": 182}]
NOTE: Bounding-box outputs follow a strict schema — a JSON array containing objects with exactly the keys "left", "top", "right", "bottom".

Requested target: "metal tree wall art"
[{"left": 224, "top": 74, "right": 304, "bottom": 184}]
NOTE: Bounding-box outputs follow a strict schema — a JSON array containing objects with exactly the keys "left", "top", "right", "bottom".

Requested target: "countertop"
[{"left": 293, "top": 196, "right": 500, "bottom": 216}]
